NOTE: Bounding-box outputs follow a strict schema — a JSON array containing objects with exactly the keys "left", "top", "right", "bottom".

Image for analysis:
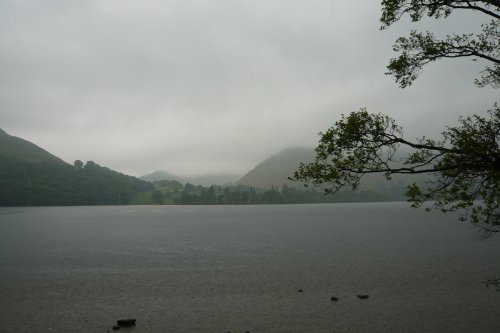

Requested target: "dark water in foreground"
[{"left": 0, "top": 203, "right": 499, "bottom": 333}]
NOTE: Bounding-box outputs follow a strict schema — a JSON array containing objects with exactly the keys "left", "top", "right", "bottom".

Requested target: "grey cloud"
[{"left": 0, "top": 0, "right": 496, "bottom": 176}]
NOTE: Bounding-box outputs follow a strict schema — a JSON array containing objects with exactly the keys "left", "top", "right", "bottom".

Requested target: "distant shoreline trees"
[{"left": 141, "top": 180, "right": 408, "bottom": 205}]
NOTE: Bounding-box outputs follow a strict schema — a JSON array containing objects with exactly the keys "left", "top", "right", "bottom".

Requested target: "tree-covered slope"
[
  {"left": 0, "top": 128, "right": 66, "bottom": 164},
  {"left": 0, "top": 129, "right": 152, "bottom": 206}
]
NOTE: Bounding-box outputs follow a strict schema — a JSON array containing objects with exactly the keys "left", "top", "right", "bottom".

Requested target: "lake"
[{"left": 0, "top": 203, "right": 499, "bottom": 332}]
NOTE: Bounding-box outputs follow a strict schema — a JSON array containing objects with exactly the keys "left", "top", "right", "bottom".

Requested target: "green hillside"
[
  {"left": 238, "top": 147, "right": 315, "bottom": 188},
  {"left": 0, "top": 129, "right": 66, "bottom": 164},
  {"left": 0, "top": 129, "right": 152, "bottom": 206}
]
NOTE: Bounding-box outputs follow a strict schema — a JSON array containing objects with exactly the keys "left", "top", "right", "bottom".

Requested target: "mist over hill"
[
  {"left": 140, "top": 170, "right": 179, "bottom": 183},
  {"left": 0, "top": 128, "right": 429, "bottom": 206},
  {"left": 141, "top": 170, "right": 241, "bottom": 186},
  {"left": 236, "top": 146, "right": 427, "bottom": 197},
  {"left": 238, "top": 147, "right": 315, "bottom": 188}
]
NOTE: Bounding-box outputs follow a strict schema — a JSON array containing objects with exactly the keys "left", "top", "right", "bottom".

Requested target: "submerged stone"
[{"left": 117, "top": 319, "right": 136, "bottom": 327}]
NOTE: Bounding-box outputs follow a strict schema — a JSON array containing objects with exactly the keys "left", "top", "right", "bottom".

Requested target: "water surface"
[{"left": 0, "top": 203, "right": 499, "bottom": 332}]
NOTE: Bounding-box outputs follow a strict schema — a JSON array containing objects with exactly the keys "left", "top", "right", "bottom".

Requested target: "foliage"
[
  {"left": 292, "top": 108, "right": 500, "bottom": 231},
  {"left": 156, "top": 179, "right": 183, "bottom": 189},
  {"left": 293, "top": 0, "right": 499, "bottom": 233},
  {"left": 381, "top": 0, "right": 499, "bottom": 88},
  {"left": 151, "top": 190, "right": 164, "bottom": 204},
  {"left": 0, "top": 157, "right": 153, "bottom": 206},
  {"left": 73, "top": 160, "right": 84, "bottom": 169},
  {"left": 145, "top": 179, "right": 407, "bottom": 205}
]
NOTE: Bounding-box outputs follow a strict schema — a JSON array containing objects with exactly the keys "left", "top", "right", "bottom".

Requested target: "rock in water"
[
  {"left": 117, "top": 319, "right": 136, "bottom": 327},
  {"left": 330, "top": 296, "right": 339, "bottom": 302}
]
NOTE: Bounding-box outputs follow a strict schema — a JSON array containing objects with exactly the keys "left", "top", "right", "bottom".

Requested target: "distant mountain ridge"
[
  {"left": 141, "top": 170, "right": 241, "bottom": 186},
  {"left": 237, "top": 147, "right": 315, "bottom": 188},
  {"left": 140, "top": 148, "right": 315, "bottom": 188},
  {"left": 235, "top": 146, "right": 430, "bottom": 197},
  {"left": 140, "top": 148, "right": 315, "bottom": 189},
  {"left": 0, "top": 128, "right": 426, "bottom": 206},
  {"left": 140, "top": 170, "right": 179, "bottom": 182}
]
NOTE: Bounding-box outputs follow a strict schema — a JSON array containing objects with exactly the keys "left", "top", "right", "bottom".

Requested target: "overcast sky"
[{"left": 0, "top": 0, "right": 497, "bottom": 177}]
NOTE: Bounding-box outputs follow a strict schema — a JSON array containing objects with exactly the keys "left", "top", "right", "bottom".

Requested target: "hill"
[
  {"left": 0, "top": 128, "right": 65, "bottom": 165},
  {"left": 141, "top": 170, "right": 241, "bottom": 186},
  {"left": 237, "top": 146, "right": 428, "bottom": 200},
  {"left": 0, "top": 129, "right": 152, "bottom": 206},
  {"left": 141, "top": 170, "right": 180, "bottom": 182},
  {"left": 238, "top": 147, "right": 315, "bottom": 188}
]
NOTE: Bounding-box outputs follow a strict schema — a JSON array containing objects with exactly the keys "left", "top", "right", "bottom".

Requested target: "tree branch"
[
  {"left": 389, "top": 136, "right": 461, "bottom": 153},
  {"left": 338, "top": 165, "right": 459, "bottom": 175},
  {"left": 471, "top": 51, "right": 500, "bottom": 64},
  {"left": 448, "top": 2, "right": 500, "bottom": 19}
]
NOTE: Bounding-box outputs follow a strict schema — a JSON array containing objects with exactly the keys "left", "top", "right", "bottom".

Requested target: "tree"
[
  {"left": 151, "top": 190, "right": 164, "bottom": 204},
  {"left": 73, "top": 160, "right": 83, "bottom": 170},
  {"left": 292, "top": 0, "right": 499, "bottom": 234},
  {"left": 381, "top": 0, "right": 499, "bottom": 88},
  {"left": 293, "top": 108, "right": 499, "bottom": 230}
]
